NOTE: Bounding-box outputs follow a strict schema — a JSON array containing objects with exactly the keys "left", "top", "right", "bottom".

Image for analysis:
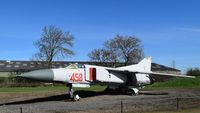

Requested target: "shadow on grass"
[
  {"left": 0, "top": 90, "right": 119, "bottom": 106},
  {"left": 139, "top": 91, "right": 168, "bottom": 95},
  {"left": 0, "top": 90, "right": 168, "bottom": 106}
]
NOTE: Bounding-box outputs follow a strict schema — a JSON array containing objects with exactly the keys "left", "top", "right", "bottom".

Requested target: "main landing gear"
[
  {"left": 129, "top": 88, "right": 139, "bottom": 96},
  {"left": 68, "top": 84, "right": 80, "bottom": 101},
  {"left": 105, "top": 85, "right": 139, "bottom": 96}
]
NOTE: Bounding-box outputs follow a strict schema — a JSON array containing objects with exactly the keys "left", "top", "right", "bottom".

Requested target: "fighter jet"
[{"left": 18, "top": 57, "right": 194, "bottom": 101}]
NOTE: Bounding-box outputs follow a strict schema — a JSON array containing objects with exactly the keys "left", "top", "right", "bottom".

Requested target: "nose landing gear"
[{"left": 68, "top": 84, "right": 80, "bottom": 101}]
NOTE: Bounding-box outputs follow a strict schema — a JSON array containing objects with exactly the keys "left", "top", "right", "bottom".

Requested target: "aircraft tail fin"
[
  {"left": 137, "top": 57, "right": 152, "bottom": 72},
  {"left": 117, "top": 57, "right": 152, "bottom": 72}
]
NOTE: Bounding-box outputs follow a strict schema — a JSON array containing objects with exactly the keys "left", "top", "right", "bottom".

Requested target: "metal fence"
[
  {"left": 119, "top": 96, "right": 200, "bottom": 113},
  {"left": 0, "top": 96, "right": 200, "bottom": 113}
]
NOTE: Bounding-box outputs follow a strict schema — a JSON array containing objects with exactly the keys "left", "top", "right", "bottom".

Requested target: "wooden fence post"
[
  {"left": 121, "top": 100, "right": 123, "bottom": 113},
  {"left": 20, "top": 107, "right": 22, "bottom": 113},
  {"left": 176, "top": 97, "right": 179, "bottom": 111}
]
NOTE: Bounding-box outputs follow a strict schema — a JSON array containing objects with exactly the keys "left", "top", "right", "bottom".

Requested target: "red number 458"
[{"left": 70, "top": 73, "right": 83, "bottom": 82}]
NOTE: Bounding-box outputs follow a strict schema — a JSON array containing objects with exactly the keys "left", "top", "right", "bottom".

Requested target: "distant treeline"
[{"left": 187, "top": 68, "right": 200, "bottom": 77}]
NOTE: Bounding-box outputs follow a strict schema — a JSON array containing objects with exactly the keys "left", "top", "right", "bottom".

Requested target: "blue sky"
[{"left": 0, "top": 0, "right": 200, "bottom": 73}]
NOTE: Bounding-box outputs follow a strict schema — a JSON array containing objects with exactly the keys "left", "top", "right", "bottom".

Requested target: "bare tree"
[
  {"left": 33, "top": 26, "right": 75, "bottom": 68},
  {"left": 88, "top": 34, "right": 144, "bottom": 65},
  {"left": 88, "top": 49, "right": 117, "bottom": 62}
]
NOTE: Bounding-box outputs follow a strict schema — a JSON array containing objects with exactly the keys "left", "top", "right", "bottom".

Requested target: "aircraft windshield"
[{"left": 66, "top": 63, "right": 84, "bottom": 69}]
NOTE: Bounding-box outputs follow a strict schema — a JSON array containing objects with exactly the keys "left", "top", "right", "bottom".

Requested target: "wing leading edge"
[{"left": 106, "top": 57, "right": 195, "bottom": 82}]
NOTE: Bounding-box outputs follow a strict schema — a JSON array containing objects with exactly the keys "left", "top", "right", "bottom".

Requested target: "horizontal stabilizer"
[{"left": 150, "top": 72, "right": 195, "bottom": 78}]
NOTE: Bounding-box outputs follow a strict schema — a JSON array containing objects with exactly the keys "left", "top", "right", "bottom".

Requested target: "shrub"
[
  {"left": 0, "top": 77, "right": 42, "bottom": 87},
  {"left": 187, "top": 68, "right": 200, "bottom": 77}
]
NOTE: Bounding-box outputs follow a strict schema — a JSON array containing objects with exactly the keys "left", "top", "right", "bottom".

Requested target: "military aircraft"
[{"left": 18, "top": 57, "right": 194, "bottom": 101}]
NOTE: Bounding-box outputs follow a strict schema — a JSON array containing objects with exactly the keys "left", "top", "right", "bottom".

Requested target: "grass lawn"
[
  {"left": 0, "top": 76, "right": 199, "bottom": 92},
  {"left": 146, "top": 76, "right": 200, "bottom": 89},
  {"left": 0, "top": 85, "right": 106, "bottom": 93}
]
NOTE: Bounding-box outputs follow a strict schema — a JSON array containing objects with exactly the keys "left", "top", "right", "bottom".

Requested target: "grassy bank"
[
  {"left": 146, "top": 76, "right": 200, "bottom": 89},
  {"left": 0, "top": 85, "right": 106, "bottom": 92},
  {"left": 0, "top": 76, "right": 199, "bottom": 92}
]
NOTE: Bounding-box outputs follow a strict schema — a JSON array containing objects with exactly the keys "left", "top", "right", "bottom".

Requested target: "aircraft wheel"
[
  {"left": 130, "top": 88, "right": 139, "bottom": 96},
  {"left": 131, "top": 91, "right": 138, "bottom": 96},
  {"left": 73, "top": 94, "right": 80, "bottom": 101}
]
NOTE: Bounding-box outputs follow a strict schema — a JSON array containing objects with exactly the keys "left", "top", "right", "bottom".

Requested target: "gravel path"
[{"left": 0, "top": 89, "right": 200, "bottom": 113}]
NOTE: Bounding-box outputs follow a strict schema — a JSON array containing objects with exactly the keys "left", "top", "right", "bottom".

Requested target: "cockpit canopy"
[{"left": 66, "top": 63, "right": 84, "bottom": 69}]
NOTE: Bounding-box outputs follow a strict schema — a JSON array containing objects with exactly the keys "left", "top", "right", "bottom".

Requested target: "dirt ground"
[{"left": 0, "top": 89, "right": 200, "bottom": 113}]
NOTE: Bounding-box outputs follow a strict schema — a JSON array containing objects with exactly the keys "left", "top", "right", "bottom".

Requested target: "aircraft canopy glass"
[{"left": 66, "top": 63, "right": 84, "bottom": 69}]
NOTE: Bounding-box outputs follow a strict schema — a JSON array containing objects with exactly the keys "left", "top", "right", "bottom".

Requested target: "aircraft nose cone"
[{"left": 18, "top": 69, "right": 54, "bottom": 82}]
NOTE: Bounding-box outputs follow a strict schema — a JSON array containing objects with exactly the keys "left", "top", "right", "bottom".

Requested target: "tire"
[{"left": 73, "top": 94, "right": 80, "bottom": 101}]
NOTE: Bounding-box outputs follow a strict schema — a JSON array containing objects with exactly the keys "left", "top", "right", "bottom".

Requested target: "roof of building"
[{"left": 0, "top": 60, "right": 180, "bottom": 72}]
